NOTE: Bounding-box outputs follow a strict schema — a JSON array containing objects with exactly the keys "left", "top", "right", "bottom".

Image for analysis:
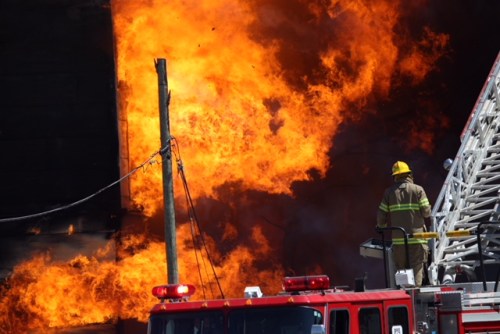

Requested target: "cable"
[
  {"left": 188, "top": 210, "right": 207, "bottom": 299},
  {"left": 172, "top": 138, "right": 225, "bottom": 299},
  {"left": 0, "top": 148, "right": 164, "bottom": 223}
]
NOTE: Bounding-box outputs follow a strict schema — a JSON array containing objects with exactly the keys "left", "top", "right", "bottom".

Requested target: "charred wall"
[{"left": 0, "top": 0, "right": 120, "bottom": 278}]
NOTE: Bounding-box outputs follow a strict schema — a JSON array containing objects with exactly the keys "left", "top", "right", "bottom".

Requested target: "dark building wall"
[{"left": 0, "top": 1, "right": 120, "bottom": 276}]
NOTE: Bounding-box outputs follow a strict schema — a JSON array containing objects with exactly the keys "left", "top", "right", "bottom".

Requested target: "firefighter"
[{"left": 377, "top": 161, "right": 432, "bottom": 287}]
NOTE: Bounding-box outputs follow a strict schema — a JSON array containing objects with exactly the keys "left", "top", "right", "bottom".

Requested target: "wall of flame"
[{"left": 112, "top": 0, "right": 448, "bottom": 215}]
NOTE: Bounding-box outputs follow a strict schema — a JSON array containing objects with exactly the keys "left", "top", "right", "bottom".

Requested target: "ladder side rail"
[{"left": 460, "top": 53, "right": 500, "bottom": 141}]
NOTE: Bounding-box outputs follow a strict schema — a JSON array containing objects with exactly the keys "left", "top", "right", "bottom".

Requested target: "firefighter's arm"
[
  {"left": 424, "top": 216, "right": 432, "bottom": 231},
  {"left": 376, "top": 197, "right": 389, "bottom": 228},
  {"left": 417, "top": 187, "right": 432, "bottom": 231},
  {"left": 418, "top": 188, "right": 432, "bottom": 218},
  {"left": 376, "top": 214, "right": 387, "bottom": 228}
]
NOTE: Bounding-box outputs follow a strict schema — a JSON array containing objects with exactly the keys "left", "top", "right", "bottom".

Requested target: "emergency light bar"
[
  {"left": 152, "top": 284, "right": 196, "bottom": 300},
  {"left": 283, "top": 275, "right": 330, "bottom": 292}
]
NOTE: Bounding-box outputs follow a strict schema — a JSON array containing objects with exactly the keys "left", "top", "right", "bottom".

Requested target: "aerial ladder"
[{"left": 429, "top": 52, "right": 500, "bottom": 286}]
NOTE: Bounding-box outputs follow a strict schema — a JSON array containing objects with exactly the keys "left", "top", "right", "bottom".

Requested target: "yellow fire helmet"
[{"left": 392, "top": 161, "right": 412, "bottom": 176}]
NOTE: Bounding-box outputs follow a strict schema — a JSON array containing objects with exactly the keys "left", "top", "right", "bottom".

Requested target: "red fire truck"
[{"left": 146, "top": 275, "right": 500, "bottom": 334}]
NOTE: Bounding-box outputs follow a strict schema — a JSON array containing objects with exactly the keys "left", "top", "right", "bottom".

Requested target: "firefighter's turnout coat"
[{"left": 377, "top": 175, "right": 431, "bottom": 245}]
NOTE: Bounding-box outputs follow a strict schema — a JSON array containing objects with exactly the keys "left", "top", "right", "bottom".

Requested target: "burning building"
[{"left": 0, "top": 0, "right": 499, "bottom": 332}]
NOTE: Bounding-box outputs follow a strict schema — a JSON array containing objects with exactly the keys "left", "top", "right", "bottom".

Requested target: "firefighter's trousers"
[{"left": 392, "top": 243, "right": 429, "bottom": 287}]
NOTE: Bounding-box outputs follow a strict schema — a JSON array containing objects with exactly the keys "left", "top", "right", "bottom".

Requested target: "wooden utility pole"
[{"left": 155, "top": 58, "right": 179, "bottom": 284}]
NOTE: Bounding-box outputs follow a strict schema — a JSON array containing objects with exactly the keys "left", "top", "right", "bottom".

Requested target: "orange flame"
[
  {"left": 112, "top": 0, "right": 448, "bottom": 216},
  {"left": 399, "top": 27, "right": 450, "bottom": 84},
  {"left": 0, "top": 226, "right": 283, "bottom": 332}
]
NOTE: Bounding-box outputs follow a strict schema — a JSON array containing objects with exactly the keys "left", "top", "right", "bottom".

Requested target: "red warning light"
[
  {"left": 283, "top": 275, "right": 330, "bottom": 292},
  {"left": 152, "top": 284, "right": 196, "bottom": 300}
]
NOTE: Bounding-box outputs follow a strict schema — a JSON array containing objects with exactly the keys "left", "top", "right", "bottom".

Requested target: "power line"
[
  {"left": 172, "top": 138, "right": 225, "bottom": 299},
  {"left": 0, "top": 148, "right": 164, "bottom": 223}
]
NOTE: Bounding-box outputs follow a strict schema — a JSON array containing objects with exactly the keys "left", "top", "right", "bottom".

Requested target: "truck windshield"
[
  {"left": 148, "top": 310, "right": 224, "bottom": 334},
  {"left": 148, "top": 306, "right": 323, "bottom": 334},
  {"left": 228, "top": 306, "right": 323, "bottom": 334}
]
